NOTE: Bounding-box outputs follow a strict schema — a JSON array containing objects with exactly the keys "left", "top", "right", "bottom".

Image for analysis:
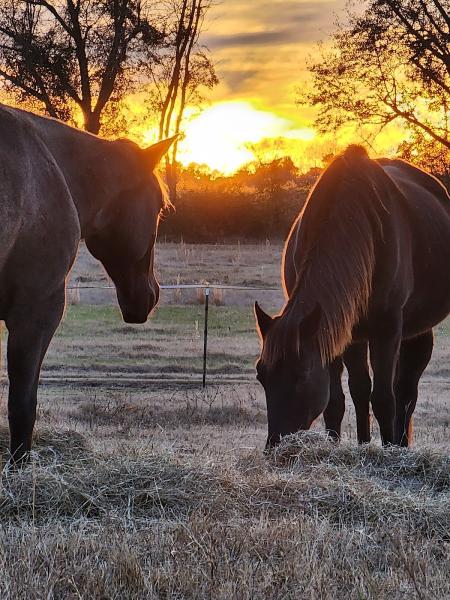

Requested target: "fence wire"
[{"left": 63, "top": 282, "right": 282, "bottom": 387}]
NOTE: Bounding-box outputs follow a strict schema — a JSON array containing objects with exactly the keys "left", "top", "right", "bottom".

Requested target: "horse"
[
  {"left": 0, "top": 104, "right": 175, "bottom": 463},
  {"left": 255, "top": 145, "right": 450, "bottom": 448},
  {"left": 280, "top": 206, "right": 373, "bottom": 446}
]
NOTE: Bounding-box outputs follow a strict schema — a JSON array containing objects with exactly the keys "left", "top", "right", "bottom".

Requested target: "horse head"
[
  {"left": 254, "top": 301, "right": 330, "bottom": 448},
  {"left": 85, "top": 137, "right": 176, "bottom": 324}
]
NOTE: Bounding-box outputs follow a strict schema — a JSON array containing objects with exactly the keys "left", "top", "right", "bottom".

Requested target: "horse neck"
[
  {"left": 32, "top": 115, "right": 117, "bottom": 236},
  {"left": 286, "top": 187, "right": 379, "bottom": 363}
]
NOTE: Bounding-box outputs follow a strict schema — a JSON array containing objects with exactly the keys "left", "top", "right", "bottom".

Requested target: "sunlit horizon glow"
[
  {"left": 140, "top": 97, "right": 404, "bottom": 175},
  {"left": 136, "top": 0, "right": 406, "bottom": 176},
  {"left": 178, "top": 102, "right": 317, "bottom": 174},
  {"left": 143, "top": 101, "right": 317, "bottom": 174}
]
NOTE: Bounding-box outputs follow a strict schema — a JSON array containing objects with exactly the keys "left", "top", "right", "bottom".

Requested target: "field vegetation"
[{"left": 0, "top": 242, "right": 449, "bottom": 599}]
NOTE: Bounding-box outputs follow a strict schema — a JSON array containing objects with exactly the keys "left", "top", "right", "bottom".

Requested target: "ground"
[{"left": 0, "top": 242, "right": 448, "bottom": 599}]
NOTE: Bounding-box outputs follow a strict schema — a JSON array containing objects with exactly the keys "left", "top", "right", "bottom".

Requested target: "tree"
[
  {"left": 0, "top": 0, "right": 162, "bottom": 133},
  {"left": 303, "top": 0, "right": 450, "bottom": 153},
  {"left": 397, "top": 130, "right": 450, "bottom": 187},
  {"left": 158, "top": 160, "right": 307, "bottom": 242},
  {"left": 147, "top": 0, "right": 217, "bottom": 199}
]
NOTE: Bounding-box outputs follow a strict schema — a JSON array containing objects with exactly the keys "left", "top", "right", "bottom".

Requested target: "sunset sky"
[
  {"left": 132, "top": 0, "right": 404, "bottom": 174},
  {"left": 160, "top": 0, "right": 403, "bottom": 174},
  {"left": 0, "top": 0, "right": 405, "bottom": 174},
  {"left": 203, "top": 0, "right": 341, "bottom": 121}
]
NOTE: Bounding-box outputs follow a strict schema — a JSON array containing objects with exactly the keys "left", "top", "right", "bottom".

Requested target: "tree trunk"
[
  {"left": 166, "top": 160, "right": 178, "bottom": 201},
  {"left": 83, "top": 110, "right": 101, "bottom": 135}
]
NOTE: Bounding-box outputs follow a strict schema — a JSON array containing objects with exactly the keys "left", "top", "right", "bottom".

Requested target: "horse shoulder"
[{"left": 0, "top": 106, "right": 80, "bottom": 292}]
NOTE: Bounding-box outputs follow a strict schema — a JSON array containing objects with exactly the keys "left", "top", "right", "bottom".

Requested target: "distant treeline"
[
  {"left": 159, "top": 158, "right": 319, "bottom": 242},
  {"left": 159, "top": 153, "right": 450, "bottom": 243}
]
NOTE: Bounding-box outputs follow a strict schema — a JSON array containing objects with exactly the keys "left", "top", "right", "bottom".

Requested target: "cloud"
[
  {"left": 242, "top": 1, "right": 339, "bottom": 27},
  {"left": 200, "top": 0, "right": 347, "bottom": 129},
  {"left": 206, "top": 29, "right": 297, "bottom": 49},
  {"left": 219, "top": 68, "right": 261, "bottom": 93},
  {"left": 204, "top": 0, "right": 342, "bottom": 50}
]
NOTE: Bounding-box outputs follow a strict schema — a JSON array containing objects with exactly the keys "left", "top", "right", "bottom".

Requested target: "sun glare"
[
  {"left": 178, "top": 102, "right": 291, "bottom": 174},
  {"left": 142, "top": 101, "right": 316, "bottom": 175}
]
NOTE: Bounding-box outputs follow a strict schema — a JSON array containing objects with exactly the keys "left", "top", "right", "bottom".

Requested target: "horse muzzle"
[{"left": 118, "top": 280, "right": 159, "bottom": 324}]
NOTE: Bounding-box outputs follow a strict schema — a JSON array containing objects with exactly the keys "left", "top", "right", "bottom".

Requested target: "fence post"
[{"left": 202, "top": 286, "right": 210, "bottom": 388}]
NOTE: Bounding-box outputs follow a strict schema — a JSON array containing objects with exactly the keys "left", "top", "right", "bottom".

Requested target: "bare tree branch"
[
  {"left": 0, "top": 0, "right": 162, "bottom": 133},
  {"left": 28, "top": 0, "right": 73, "bottom": 35},
  {"left": 431, "top": 0, "right": 450, "bottom": 30},
  {"left": 303, "top": 0, "right": 450, "bottom": 157}
]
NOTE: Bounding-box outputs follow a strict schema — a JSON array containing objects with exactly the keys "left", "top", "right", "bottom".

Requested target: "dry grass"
[
  {"left": 0, "top": 429, "right": 448, "bottom": 599},
  {"left": 0, "top": 242, "right": 448, "bottom": 598},
  {"left": 70, "top": 387, "right": 266, "bottom": 430},
  {"left": 68, "top": 241, "right": 285, "bottom": 307}
]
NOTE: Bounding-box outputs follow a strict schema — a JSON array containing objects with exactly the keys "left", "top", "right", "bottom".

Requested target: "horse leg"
[
  {"left": 369, "top": 318, "right": 402, "bottom": 445},
  {"left": 394, "top": 330, "right": 433, "bottom": 447},
  {"left": 6, "top": 291, "right": 65, "bottom": 464},
  {"left": 323, "top": 357, "right": 345, "bottom": 441},
  {"left": 343, "top": 342, "right": 372, "bottom": 444}
]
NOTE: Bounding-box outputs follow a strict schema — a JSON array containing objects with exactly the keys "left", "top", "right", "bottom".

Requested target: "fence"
[
  {"left": 61, "top": 281, "right": 450, "bottom": 393},
  {"left": 66, "top": 282, "right": 281, "bottom": 388}
]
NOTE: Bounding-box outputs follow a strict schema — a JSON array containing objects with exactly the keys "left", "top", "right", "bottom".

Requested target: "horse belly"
[
  {"left": 402, "top": 284, "right": 450, "bottom": 338},
  {"left": 403, "top": 221, "right": 450, "bottom": 335}
]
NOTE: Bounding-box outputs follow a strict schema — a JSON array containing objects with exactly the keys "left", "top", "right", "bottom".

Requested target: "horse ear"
[
  {"left": 299, "top": 303, "right": 322, "bottom": 338},
  {"left": 254, "top": 301, "right": 274, "bottom": 339},
  {"left": 144, "top": 135, "right": 178, "bottom": 170}
]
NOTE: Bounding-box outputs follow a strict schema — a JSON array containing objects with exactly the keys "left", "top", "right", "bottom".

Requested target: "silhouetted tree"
[
  {"left": 303, "top": 0, "right": 450, "bottom": 151},
  {"left": 148, "top": 0, "right": 217, "bottom": 199},
  {"left": 398, "top": 131, "right": 450, "bottom": 187},
  {"left": 0, "top": 0, "right": 161, "bottom": 133},
  {"left": 159, "top": 159, "right": 312, "bottom": 242}
]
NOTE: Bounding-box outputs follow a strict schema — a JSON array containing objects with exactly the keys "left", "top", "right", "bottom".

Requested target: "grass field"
[{"left": 0, "top": 242, "right": 449, "bottom": 599}]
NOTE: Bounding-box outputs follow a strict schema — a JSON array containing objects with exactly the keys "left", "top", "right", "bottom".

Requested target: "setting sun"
[
  {"left": 177, "top": 102, "right": 290, "bottom": 174},
  {"left": 143, "top": 101, "right": 316, "bottom": 174}
]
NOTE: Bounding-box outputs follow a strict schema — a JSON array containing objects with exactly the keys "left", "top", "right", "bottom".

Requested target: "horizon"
[
  {"left": 122, "top": 0, "right": 406, "bottom": 175},
  {"left": 0, "top": 0, "right": 443, "bottom": 176}
]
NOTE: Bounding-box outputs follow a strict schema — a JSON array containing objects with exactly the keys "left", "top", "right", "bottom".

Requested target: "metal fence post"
[{"left": 202, "top": 286, "right": 210, "bottom": 388}]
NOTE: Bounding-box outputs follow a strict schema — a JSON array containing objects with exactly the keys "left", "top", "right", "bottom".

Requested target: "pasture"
[{"left": 0, "top": 242, "right": 449, "bottom": 599}]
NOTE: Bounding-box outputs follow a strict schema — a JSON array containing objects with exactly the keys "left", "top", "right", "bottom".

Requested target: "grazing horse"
[
  {"left": 255, "top": 145, "right": 450, "bottom": 448},
  {"left": 283, "top": 220, "right": 373, "bottom": 446},
  {"left": 0, "top": 104, "right": 175, "bottom": 462}
]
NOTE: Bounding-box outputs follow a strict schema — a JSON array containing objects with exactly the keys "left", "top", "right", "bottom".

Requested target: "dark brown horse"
[
  {"left": 255, "top": 145, "right": 450, "bottom": 448},
  {"left": 0, "top": 104, "right": 175, "bottom": 462}
]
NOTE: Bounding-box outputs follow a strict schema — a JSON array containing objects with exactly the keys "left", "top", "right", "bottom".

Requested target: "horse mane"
[
  {"left": 154, "top": 169, "right": 172, "bottom": 211},
  {"left": 262, "top": 145, "right": 395, "bottom": 367}
]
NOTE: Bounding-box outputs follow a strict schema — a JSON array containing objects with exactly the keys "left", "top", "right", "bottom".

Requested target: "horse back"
[
  {"left": 283, "top": 156, "right": 450, "bottom": 336},
  {"left": 379, "top": 159, "right": 450, "bottom": 267},
  {"left": 378, "top": 159, "right": 450, "bottom": 330},
  {"left": 0, "top": 106, "right": 80, "bottom": 309}
]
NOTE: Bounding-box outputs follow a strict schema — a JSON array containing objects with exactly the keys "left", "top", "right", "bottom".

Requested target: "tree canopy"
[
  {"left": 0, "top": 1, "right": 164, "bottom": 133},
  {"left": 0, "top": 0, "right": 216, "bottom": 136},
  {"left": 304, "top": 0, "right": 450, "bottom": 165}
]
